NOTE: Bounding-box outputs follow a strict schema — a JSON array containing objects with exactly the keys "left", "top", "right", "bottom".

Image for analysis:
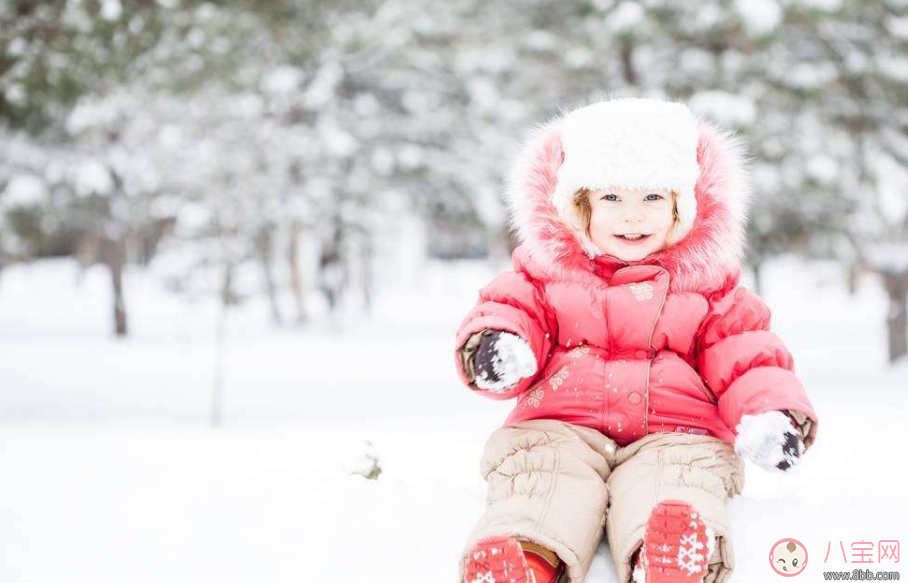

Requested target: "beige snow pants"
[{"left": 458, "top": 420, "right": 745, "bottom": 583}]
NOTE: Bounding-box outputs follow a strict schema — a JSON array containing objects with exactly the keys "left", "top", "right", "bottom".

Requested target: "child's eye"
[
  {"left": 645, "top": 193, "right": 663, "bottom": 201},
  {"left": 600, "top": 193, "right": 619, "bottom": 201},
  {"left": 792, "top": 559, "right": 798, "bottom": 566}
]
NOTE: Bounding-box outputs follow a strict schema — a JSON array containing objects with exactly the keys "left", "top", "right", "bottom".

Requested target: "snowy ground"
[{"left": 0, "top": 257, "right": 905, "bottom": 583}]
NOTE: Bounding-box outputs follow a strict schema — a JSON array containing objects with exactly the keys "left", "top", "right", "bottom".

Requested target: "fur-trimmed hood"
[{"left": 504, "top": 102, "right": 754, "bottom": 296}]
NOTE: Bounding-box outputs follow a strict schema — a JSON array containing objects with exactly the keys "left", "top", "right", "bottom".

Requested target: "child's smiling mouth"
[{"left": 614, "top": 233, "right": 652, "bottom": 245}]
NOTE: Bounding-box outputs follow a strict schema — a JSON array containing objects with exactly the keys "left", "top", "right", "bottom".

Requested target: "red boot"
[
  {"left": 463, "top": 535, "right": 564, "bottom": 583},
  {"left": 633, "top": 500, "right": 713, "bottom": 583}
]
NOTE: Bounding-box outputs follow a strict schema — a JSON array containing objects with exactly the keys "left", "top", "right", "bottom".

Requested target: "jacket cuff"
[{"left": 718, "top": 366, "right": 818, "bottom": 450}]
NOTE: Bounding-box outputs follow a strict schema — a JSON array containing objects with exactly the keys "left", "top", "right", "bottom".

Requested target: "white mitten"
[
  {"left": 734, "top": 411, "right": 805, "bottom": 471},
  {"left": 473, "top": 331, "right": 537, "bottom": 393}
]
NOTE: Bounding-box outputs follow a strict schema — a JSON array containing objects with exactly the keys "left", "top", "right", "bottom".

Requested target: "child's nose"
[{"left": 622, "top": 210, "right": 645, "bottom": 223}]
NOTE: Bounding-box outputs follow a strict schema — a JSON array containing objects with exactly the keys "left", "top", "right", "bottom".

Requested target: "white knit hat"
[{"left": 552, "top": 97, "right": 701, "bottom": 257}]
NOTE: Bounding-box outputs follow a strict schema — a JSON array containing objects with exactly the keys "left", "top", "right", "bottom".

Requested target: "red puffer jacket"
[{"left": 453, "top": 118, "right": 818, "bottom": 448}]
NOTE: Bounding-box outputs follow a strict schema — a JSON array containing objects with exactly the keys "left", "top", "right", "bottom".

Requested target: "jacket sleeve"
[
  {"left": 454, "top": 270, "right": 557, "bottom": 400},
  {"left": 695, "top": 285, "right": 819, "bottom": 449}
]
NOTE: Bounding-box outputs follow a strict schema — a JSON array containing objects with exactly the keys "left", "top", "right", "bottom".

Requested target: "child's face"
[{"left": 586, "top": 187, "right": 676, "bottom": 262}]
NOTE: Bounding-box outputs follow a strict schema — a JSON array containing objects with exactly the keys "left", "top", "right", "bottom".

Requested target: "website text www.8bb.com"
[{"left": 821, "top": 569, "right": 900, "bottom": 580}]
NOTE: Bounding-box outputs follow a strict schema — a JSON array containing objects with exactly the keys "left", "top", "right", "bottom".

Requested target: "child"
[{"left": 454, "top": 97, "right": 818, "bottom": 583}]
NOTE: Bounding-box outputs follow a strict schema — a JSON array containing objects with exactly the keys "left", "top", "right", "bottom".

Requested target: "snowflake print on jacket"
[
  {"left": 629, "top": 282, "right": 654, "bottom": 301},
  {"left": 568, "top": 346, "right": 590, "bottom": 358},
  {"left": 519, "top": 387, "right": 545, "bottom": 409},
  {"left": 548, "top": 366, "right": 569, "bottom": 390}
]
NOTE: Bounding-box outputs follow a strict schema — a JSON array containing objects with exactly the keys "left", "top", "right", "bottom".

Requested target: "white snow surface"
[
  {"left": 0, "top": 255, "right": 906, "bottom": 583},
  {"left": 474, "top": 331, "right": 537, "bottom": 393},
  {"left": 734, "top": 411, "right": 804, "bottom": 471}
]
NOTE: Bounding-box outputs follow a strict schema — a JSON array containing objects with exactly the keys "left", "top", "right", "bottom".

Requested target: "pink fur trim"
[{"left": 504, "top": 111, "right": 752, "bottom": 295}]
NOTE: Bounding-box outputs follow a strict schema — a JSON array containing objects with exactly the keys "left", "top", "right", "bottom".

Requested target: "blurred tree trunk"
[
  {"left": 319, "top": 213, "right": 348, "bottom": 313},
  {"left": 619, "top": 37, "right": 637, "bottom": 85},
  {"left": 286, "top": 221, "right": 308, "bottom": 324},
  {"left": 361, "top": 233, "right": 374, "bottom": 313},
  {"left": 211, "top": 245, "right": 239, "bottom": 428},
  {"left": 220, "top": 258, "right": 237, "bottom": 307},
  {"left": 881, "top": 269, "right": 908, "bottom": 364},
  {"left": 847, "top": 261, "right": 859, "bottom": 296},
  {"left": 84, "top": 231, "right": 129, "bottom": 338},
  {"left": 750, "top": 259, "right": 763, "bottom": 297},
  {"left": 254, "top": 227, "right": 282, "bottom": 325},
  {"left": 97, "top": 236, "right": 128, "bottom": 337},
  {"left": 211, "top": 259, "right": 232, "bottom": 429}
]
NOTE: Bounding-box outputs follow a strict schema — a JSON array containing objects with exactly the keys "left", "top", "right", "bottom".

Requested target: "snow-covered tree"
[{"left": 2, "top": 0, "right": 906, "bottom": 356}]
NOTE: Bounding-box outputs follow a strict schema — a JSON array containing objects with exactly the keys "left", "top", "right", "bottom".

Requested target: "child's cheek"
[{"left": 590, "top": 211, "right": 614, "bottom": 241}]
